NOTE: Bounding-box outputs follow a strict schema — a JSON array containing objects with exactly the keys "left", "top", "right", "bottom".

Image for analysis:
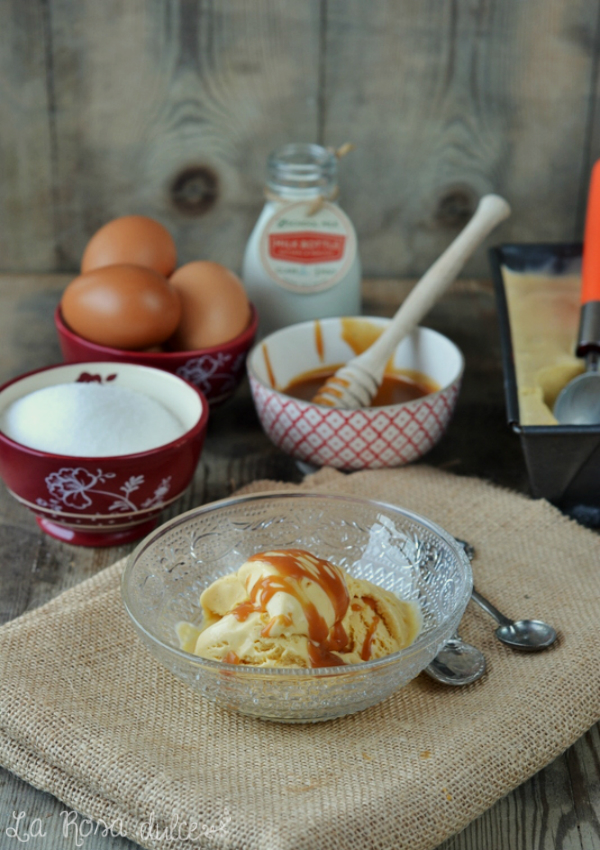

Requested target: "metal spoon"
[
  {"left": 424, "top": 536, "right": 486, "bottom": 686},
  {"left": 470, "top": 589, "right": 557, "bottom": 651},
  {"left": 453, "top": 538, "right": 557, "bottom": 650},
  {"left": 554, "top": 354, "right": 600, "bottom": 424},
  {"left": 425, "top": 631, "right": 486, "bottom": 686}
]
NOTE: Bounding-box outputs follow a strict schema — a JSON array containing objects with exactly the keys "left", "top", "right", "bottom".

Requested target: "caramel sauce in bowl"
[
  {"left": 246, "top": 316, "right": 464, "bottom": 470},
  {"left": 283, "top": 366, "right": 439, "bottom": 407}
]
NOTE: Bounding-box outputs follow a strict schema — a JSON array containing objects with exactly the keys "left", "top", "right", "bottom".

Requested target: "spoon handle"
[
  {"left": 578, "top": 159, "right": 600, "bottom": 357},
  {"left": 471, "top": 588, "right": 512, "bottom": 627},
  {"left": 350, "top": 195, "right": 511, "bottom": 377},
  {"left": 313, "top": 194, "right": 511, "bottom": 407}
]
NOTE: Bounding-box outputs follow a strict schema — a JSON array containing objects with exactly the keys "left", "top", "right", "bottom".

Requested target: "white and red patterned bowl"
[
  {"left": 55, "top": 305, "right": 258, "bottom": 408},
  {"left": 0, "top": 362, "right": 208, "bottom": 546},
  {"left": 247, "top": 318, "right": 463, "bottom": 470}
]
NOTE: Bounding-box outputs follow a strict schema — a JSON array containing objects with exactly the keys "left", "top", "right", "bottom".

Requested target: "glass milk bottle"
[{"left": 242, "top": 143, "right": 361, "bottom": 337}]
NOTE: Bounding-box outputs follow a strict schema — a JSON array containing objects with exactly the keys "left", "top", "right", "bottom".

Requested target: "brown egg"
[
  {"left": 168, "top": 261, "right": 251, "bottom": 350},
  {"left": 81, "top": 216, "right": 177, "bottom": 277},
  {"left": 61, "top": 264, "right": 181, "bottom": 350}
]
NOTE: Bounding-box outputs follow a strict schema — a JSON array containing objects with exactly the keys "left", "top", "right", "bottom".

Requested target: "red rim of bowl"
[
  {"left": 54, "top": 303, "right": 259, "bottom": 359},
  {"left": 0, "top": 361, "right": 210, "bottom": 461}
]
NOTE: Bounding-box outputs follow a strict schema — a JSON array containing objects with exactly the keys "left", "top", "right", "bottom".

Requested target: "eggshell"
[
  {"left": 61, "top": 264, "right": 182, "bottom": 350},
  {"left": 81, "top": 216, "right": 177, "bottom": 277},
  {"left": 168, "top": 261, "right": 251, "bottom": 350}
]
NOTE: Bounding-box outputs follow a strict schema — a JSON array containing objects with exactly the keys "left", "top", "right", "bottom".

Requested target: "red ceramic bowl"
[
  {"left": 0, "top": 362, "right": 209, "bottom": 546},
  {"left": 55, "top": 304, "right": 258, "bottom": 408}
]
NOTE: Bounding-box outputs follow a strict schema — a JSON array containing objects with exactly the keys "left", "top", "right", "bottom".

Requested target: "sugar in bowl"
[{"left": 0, "top": 362, "right": 208, "bottom": 546}]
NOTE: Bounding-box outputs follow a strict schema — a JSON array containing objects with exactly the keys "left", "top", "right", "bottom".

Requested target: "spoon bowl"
[
  {"left": 554, "top": 368, "right": 600, "bottom": 425},
  {"left": 248, "top": 321, "right": 463, "bottom": 470},
  {"left": 425, "top": 632, "right": 486, "bottom": 686},
  {"left": 453, "top": 539, "right": 558, "bottom": 652},
  {"left": 495, "top": 619, "right": 557, "bottom": 651},
  {"left": 471, "top": 589, "right": 557, "bottom": 651}
]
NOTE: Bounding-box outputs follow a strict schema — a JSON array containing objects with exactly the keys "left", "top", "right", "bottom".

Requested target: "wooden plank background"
[{"left": 1, "top": 0, "right": 599, "bottom": 278}]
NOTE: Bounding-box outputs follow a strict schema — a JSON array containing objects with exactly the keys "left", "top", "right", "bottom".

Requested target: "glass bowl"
[{"left": 122, "top": 492, "right": 472, "bottom": 722}]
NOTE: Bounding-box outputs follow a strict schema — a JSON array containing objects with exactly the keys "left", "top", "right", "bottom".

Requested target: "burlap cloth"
[{"left": 1, "top": 466, "right": 599, "bottom": 850}]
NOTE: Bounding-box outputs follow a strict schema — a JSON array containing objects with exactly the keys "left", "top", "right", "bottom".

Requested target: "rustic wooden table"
[{"left": 0, "top": 274, "right": 597, "bottom": 850}]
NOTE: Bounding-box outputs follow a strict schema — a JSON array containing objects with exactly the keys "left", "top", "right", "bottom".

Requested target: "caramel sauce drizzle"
[
  {"left": 360, "top": 597, "right": 381, "bottom": 661},
  {"left": 313, "top": 376, "right": 349, "bottom": 406},
  {"left": 340, "top": 318, "right": 383, "bottom": 355},
  {"left": 326, "top": 376, "right": 349, "bottom": 388},
  {"left": 314, "top": 320, "right": 324, "bottom": 362},
  {"left": 231, "top": 549, "right": 351, "bottom": 668},
  {"left": 262, "top": 343, "right": 276, "bottom": 388},
  {"left": 361, "top": 616, "right": 380, "bottom": 661},
  {"left": 223, "top": 650, "right": 240, "bottom": 665},
  {"left": 261, "top": 613, "right": 293, "bottom": 638}
]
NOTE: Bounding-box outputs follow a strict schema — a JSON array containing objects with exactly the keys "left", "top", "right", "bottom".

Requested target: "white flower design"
[
  {"left": 36, "top": 468, "right": 172, "bottom": 513},
  {"left": 176, "top": 352, "right": 243, "bottom": 396}
]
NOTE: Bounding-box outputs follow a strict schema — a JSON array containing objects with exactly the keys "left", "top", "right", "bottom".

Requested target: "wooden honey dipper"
[{"left": 312, "top": 194, "right": 511, "bottom": 408}]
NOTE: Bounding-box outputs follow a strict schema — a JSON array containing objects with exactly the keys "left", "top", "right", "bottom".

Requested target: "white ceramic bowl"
[{"left": 247, "top": 317, "right": 464, "bottom": 470}]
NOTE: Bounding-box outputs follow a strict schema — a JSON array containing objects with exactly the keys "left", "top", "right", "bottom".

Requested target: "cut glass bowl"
[{"left": 122, "top": 491, "right": 472, "bottom": 722}]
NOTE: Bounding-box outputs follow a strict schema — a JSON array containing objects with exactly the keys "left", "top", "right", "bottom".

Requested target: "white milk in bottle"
[{"left": 242, "top": 143, "right": 361, "bottom": 337}]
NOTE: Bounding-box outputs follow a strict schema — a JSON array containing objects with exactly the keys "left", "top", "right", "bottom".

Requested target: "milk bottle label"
[{"left": 258, "top": 201, "right": 356, "bottom": 294}]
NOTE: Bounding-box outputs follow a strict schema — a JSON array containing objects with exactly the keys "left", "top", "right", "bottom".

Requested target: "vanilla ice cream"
[
  {"left": 177, "top": 549, "right": 421, "bottom": 668},
  {"left": 503, "top": 269, "right": 583, "bottom": 425}
]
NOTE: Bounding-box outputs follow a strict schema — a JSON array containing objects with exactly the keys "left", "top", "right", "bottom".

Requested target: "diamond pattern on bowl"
[{"left": 250, "top": 377, "right": 461, "bottom": 470}]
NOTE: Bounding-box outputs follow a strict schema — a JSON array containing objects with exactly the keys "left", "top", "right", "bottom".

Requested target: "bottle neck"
[{"left": 267, "top": 143, "right": 338, "bottom": 201}]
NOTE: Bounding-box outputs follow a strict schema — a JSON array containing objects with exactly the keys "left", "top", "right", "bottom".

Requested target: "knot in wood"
[
  {"left": 170, "top": 167, "right": 219, "bottom": 216},
  {"left": 435, "top": 188, "right": 476, "bottom": 228}
]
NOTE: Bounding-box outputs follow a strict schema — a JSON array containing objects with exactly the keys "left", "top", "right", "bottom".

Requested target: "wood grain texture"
[
  {"left": 3, "top": 1, "right": 600, "bottom": 276},
  {"left": 580, "top": 2, "right": 600, "bottom": 231},
  {"left": 323, "top": 0, "right": 600, "bottom": 277},
  {"left": 46, "top": 0, "right": 321, "bottom": 271},
  {"left": 0, "top": 0, "right": 56, "bottom": 270}
]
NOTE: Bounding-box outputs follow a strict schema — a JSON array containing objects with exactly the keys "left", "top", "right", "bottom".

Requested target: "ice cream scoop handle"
[
  {"left": 576, "top": 303, "right": 600, "bottom": 356},
  {"left": 581, "top": 160, "right": 600, "bottom": 305},
  {"left": 578, "top": 159, "right": 600, "bottom": 354},
  {"left": 348, "top": 195, "right": 512, "bottom": 380}
]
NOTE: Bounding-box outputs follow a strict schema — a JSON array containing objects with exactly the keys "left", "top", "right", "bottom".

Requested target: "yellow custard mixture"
[{"left": 503, "top": 269, "right": 583, "bottom": 425}]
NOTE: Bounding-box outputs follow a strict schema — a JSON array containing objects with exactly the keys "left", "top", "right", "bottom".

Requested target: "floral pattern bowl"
[
  {"left": 55, "top": 305, "right": 258, "bottom": 408},
  {"left": 0, "top": 362, "right": 208, "bottom": 546}
]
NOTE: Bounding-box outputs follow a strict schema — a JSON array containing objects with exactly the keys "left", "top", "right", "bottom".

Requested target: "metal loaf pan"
[{"left": 489, "top": 243, "right": 600, "bottom": 514}]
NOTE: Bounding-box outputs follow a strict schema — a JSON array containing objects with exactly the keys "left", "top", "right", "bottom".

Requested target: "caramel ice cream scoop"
[{"left": 177, "top": 549, "right": 421, "bottom": 669}]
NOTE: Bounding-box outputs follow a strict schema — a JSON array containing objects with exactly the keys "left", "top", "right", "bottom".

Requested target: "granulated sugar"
[{"left": 0, "top": 383, "right": 187, "bottom": 456}]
